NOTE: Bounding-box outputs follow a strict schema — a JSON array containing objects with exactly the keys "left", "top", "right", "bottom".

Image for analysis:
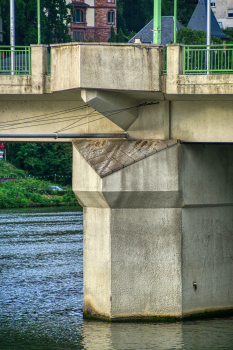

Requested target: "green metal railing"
[
  {"left": 0, "top": 46, "right": 31, "bottom": 75},
  {"left": 183, "top": 45, "right": 233, "bottom": 75}
]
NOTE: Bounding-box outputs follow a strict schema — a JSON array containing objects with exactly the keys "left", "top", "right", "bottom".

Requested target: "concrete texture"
[
  {"left": 111, "top": 208, "right": 182, "bottom": 317},
  {"left": 73, "top": 141, "right": 233, "bottom": 319},
  {"left": 83, "top": 207, "right": 111, "bottom": 318},
  {"left": 171, "top": 100, "right": 233, "bottom": 142},
  {"left": 182, "top": 206, "right": 233, "bottom": 315},
  {"left": 51, "top": 43, "right": 163, "bottom": 93}
]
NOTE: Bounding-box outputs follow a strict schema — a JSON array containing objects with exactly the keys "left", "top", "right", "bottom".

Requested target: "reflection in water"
[
  {"left": 0, "top": 207, "right": 233, "bottom": 350},
  {"left": 82, "top": 318, "right": 233, "bottom": 350}
]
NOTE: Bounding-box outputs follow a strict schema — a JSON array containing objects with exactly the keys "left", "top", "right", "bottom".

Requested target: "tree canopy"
[
  {"left": 117, "top": 0, "right": 198, "bottom": 39},
  {"left": 0, "top": 0, "right": 72, "bottom": 45},
  {"left": 6, "top": 143, "right": 72, "bottom": 185}
]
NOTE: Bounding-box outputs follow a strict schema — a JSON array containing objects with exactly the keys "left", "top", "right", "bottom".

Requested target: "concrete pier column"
[
  {"left": 73, "top": 140, "right": 233, "bottom": 320},
  {"left": 30, "top": 45, "right": 48, "bottom": 94}
]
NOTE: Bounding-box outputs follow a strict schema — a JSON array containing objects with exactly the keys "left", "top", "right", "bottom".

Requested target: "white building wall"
[
  {"left": 86, "top": 8, "right": 95, "bottom": 27},
  {"left": 211, "top": 0, "right": 233, "bottom": 29}
]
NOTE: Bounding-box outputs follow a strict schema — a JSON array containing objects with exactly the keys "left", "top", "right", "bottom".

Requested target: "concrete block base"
[{"left": 73, "top": 140, "right": 233, "bottom": 320}]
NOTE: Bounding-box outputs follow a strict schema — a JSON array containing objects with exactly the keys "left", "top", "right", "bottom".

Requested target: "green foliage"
[
  {"left": 108, "top": 26, "right": 117, "bottom": 43},
  {"left": 223, "top": 28, "right": 233, "bottom": 44},
  {"left": 176, "top": 27, "right": 224, "bottom": 45},
  {"left": 119, "top": 0, "right": 153, "bottom": 34},
  {"left": 0, "top": 178, "right": 82, "bottom": 209},
  {"left": 6, "top": 143, "right": 72, "bottom": 185},
  {"left": 176, "top": 27, "right": 206, "bottom": 45},
  {"left": 117, "top": 28, "right": 126, "bottom": 43},
  {"left": 162, "top": 0, "right": 198, "bottom": 26},
  {"left": 0, "top": 0, "right": 72, "bottom": 45},
  {"left": 0, "top": 161, "right": 25, "bottom": 178},
  {"left": 116, "top": 0, "right": 198, "bottom": 42}
]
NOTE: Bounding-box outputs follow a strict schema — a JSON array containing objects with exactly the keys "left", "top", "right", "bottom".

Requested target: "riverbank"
[{"left": 0, "top": 177, "right": 82, "bottom": 210}]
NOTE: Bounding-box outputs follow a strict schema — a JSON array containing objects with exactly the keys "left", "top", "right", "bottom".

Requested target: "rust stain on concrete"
[{"left": 73, "top": 139, "right": 178, "bottom": 178}]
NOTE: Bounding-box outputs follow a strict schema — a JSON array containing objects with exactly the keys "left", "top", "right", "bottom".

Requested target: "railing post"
[
  {"left": 166, "top": 44, "right": 183, "bottom": 94},
  {"left": 30, "top": 45, "right": 48, "bottom": 93}
]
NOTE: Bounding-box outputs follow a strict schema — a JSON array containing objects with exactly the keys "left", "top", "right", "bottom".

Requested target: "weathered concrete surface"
[
  {"left": 111, "top": 208, "right": 182, "bottom": 317},
  {"left": 0, "top": 45, "right": 50, "bottom": 95},
  {"left": 73, "top": 141, "right": 233, "bottom": 319},
  {"left": 171, "top": 100, "right": 233, "bottom": 142},
  {"left": 166, "top": 44, "right": 233, "bottom": 96},
  {"left": 0, "top": 90, "right": 123, "bottom": 143},
  {"left": 74, "top": 139, "right": 177, "bottom": 178},
  {"left": 81, "top": 89, "right": 139, "bottom": 130},
  {"left": 182, "top": 206, "right": 233, "bottom": 315},
  {"left": 51, "top": 43, "right": 163, "bottom": 93},
  {"left": 83, "top": 207, "right": 111, "bottom": 318}
]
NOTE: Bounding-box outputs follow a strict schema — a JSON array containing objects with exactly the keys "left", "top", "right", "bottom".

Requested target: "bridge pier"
[{"left": 73, "top": 140, "right": 233, "bottom": 320}]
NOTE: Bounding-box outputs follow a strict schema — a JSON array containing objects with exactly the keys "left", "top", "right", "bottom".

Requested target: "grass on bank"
[
  {"left": 0, "top": 161, "right": 26, "bottom": 178},
  {"left": 0, "top": 177, "right": 82, "bottom": 209}
]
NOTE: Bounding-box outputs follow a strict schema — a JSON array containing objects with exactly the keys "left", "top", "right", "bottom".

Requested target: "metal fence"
[
  {"left": 183, "top": 44, "right": 233, "bottom": 75},
  {"left": 0, "top": 46, "right": 31, "bottom": 75}
]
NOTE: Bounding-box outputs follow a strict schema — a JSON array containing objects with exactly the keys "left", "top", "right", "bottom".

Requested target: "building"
[
  {"left": 188, "top": 0, "right": 229, "bottom": 42},
  {"left": 210, "top": 0, "right": 233, "bottom": 29},
  {"left": 68, "top": 0, "right": 117, "bottom": 42},
  {"left": 128, "top": 17, "right": 182, "bottom": 45}
]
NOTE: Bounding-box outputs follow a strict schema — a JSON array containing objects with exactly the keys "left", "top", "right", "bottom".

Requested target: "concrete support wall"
[{"left": 73, "top": 141, "right": 233, "bottom": 319}]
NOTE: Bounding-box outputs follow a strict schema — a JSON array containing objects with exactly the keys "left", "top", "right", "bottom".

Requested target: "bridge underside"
[{"left": 0, "top": 43, "right": 233, "bottom": 320}]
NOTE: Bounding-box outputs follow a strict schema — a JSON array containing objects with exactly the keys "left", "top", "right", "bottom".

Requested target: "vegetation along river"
[{"left": 0, "top": 206, "right": 232, "bottom": 350}]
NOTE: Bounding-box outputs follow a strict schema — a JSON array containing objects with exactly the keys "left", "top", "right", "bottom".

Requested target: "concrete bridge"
[{"left": 0, "top": 43, "right": 233, "bottom": 320}]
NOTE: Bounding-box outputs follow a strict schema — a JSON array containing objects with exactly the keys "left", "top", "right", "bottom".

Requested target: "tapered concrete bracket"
[{"left": 81, "top": 89, "right": 140, "bottom": 130}]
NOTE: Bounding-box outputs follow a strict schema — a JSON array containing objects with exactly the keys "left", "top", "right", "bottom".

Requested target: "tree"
[
  {"left": 162, "top": 0, "right": 198, "bottom": 26},
  {"left": 0, "top": 0, "right": 72, "bottom": 45},
  {"left": 116, "top": 0, "right": 198, "bottom": 40},
  {"left": 6, "top": 143, "right": 73, "bottom": 185},
  {"left": 176, "top": 27, "right": 223, "bottom": 45},
  {"left": 223, "top": 28, "right": 233, "bottom": 44},
  {"left": 108, "top": 25, "right": 116, "bottom": 43},
  {"left": 176, "top": 27, "right": 206, "bottom": 45},
  {"left": 117, "top": 28, "right": 126, "bottom": 43}
]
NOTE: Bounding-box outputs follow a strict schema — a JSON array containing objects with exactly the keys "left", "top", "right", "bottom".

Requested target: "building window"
[
  {"left": 73, "top": 9, "right": 84, "bottom": 23},
  {"left": 228, "top": 9, "right": 233, "bottom": 18},
  {"left": 108, "top": 11, "right": 114, "bottom": 24},
  {"left": 107, "top": 0, "right": 115, "bottom": 3},
  {"left": 73, "top": 31, "right": 84, "bottom": 42},
  {"left": 211, "top": 1, "right": 215, "bottom": 6}
]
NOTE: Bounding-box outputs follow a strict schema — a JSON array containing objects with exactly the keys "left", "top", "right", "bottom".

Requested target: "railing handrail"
[
  {"left": 182, "top": 44, "right": 233, "bottom": 47},
  {"left": 0, "top": 46, "right": 31, "bottom": 49}
]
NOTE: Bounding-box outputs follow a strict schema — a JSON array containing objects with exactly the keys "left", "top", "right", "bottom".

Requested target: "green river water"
[{"left": 0, "top": 207, "right": 232, "bottom": 350}]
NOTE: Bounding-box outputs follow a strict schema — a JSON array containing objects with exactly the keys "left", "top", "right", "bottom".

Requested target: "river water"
[{"left": 0, "top": 207, "right": 232, "bottom": 350}]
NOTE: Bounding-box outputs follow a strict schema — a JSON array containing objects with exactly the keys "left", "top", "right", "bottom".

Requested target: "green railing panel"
[
  {"left": 0, "top": 46, "right": 31, "bottom": 75},
  {"left": 183, "top": 44, "right": 233, "bottom": 75}
]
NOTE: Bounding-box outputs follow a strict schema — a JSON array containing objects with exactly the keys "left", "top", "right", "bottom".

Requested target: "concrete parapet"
[
  {"left": 51, "top": 43, "right": 163, "bottom": 93},
  {"left": 73, "top": 140, "right": 233, "bottom": 320},
  {"left": 0, "top": 45, "right": 49, "bottom": 95},
  {"left": 166, "top": 44, "right": 233, "bottom": 96}
]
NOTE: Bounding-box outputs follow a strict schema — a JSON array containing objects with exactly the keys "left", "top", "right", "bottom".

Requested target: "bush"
[{"left": 0, "top": 178, "right": 82, "bottom": 209}]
